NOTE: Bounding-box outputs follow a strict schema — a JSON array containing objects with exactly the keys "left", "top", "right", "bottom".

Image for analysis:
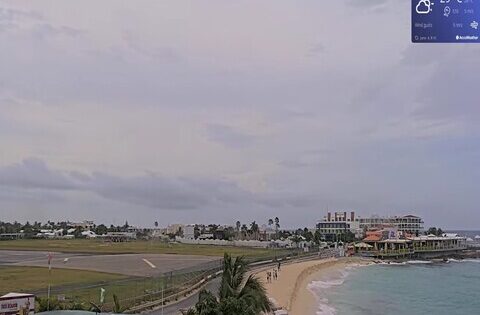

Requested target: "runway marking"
[{"left": 142, "top": 258, "right": 156, "bottom": 269}]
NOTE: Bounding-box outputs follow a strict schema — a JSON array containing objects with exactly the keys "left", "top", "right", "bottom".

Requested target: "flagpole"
[
  {"left": 47, "top": 284, "right": 51, "bottom": 311},
  {"left": 47, "top": 252, "right": 52, "bottom": 311}
]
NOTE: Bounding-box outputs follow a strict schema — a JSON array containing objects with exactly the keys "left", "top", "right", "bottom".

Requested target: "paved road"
[
  {"left": 148, "top": 261, "right": 286, "bottom": 315},
  {"left": 0, "top": 250, "right": 80, "bottom": 264},
  {"left": 5, "top": 251, "right": 220, "bottom": 277},
  {"left": 146, "top": 255, "right": 324, "bottom": 315},
  {"left": 150, "top": 277, "right": 221, "bottom": 315}
]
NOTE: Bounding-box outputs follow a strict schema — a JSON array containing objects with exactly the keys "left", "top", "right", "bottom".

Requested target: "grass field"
[
  {"left": 0, "top": 239, "right": 275, "bottom": 257},
  {"left": 0, "top": 265, "right": 211, "bottom": 310},
  {"left": 0, "top": 266, "right": 127, "bottom": 294}
]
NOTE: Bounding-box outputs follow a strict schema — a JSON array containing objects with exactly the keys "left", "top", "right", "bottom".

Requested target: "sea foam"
[{"left": 307, "top": 264, "right": 365, "bottom": 315}]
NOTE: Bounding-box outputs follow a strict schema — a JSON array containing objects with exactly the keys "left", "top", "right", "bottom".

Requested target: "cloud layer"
[{"left": 0, "top": 0, "right": 479, "bottom": 229}]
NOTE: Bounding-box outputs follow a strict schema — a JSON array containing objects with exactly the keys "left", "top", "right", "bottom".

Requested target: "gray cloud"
[
  {"left": 0, "top": 1, "right": 479, "bottom": 229},
  {"left": 308, "top": 43, "right": 326, "bottom": 56},
  {"left": 32, "top": 23, "right": 83, "bottom": 38},
  {"left": 0, "top": 158, "right": 316, "bottom": 215},
  {"left": 205, "top": 124, "right": 256, "bottom": 149},
  {"left": 345, "top": 0, "right": 390, "bottom": 9},
  {"left": 0, "top": 158, "right": 77, "bottom": 190}
]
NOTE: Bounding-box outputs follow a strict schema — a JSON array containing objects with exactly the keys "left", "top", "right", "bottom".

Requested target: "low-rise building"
[
  {"left": 184, "top": 225, "right": 196, "bottom": 240},
  {"left": 317, "top": 212, "right": 425, "bottom": 241},
  {"left": 0, "top": 293, "right": 35, "bottom": 315},
  {"left": 81, "top": 230, "right": 98, "bottom": 238},
  {"left": 358, "top": 214, "right": 424, "bottom": 234},
  {"left": 169, "top": 224, "right": 185, "bottom": 235},
  {"left": 360, "top": 227, "right": 467, "bottom": 259},
  {"left": 67, "top": 220, "right": 95, "bottom": 230},
  {"left": 317, "top": 211, "right": 363, "bottom": 241},
  {"left": 102, "top": 232, "right": 136, "bottom": 242}
]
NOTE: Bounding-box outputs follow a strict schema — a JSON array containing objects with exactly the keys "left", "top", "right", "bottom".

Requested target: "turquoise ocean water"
[{"left": 308, "top": 259, "right": 480, "bottom": 315}]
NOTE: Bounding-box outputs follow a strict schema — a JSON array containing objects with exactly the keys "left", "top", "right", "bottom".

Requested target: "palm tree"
[
  {"left": 112, "top": 294, "right": 126, "bottom": 313},
  {"left": 268, "top": 218, "right": 273, "bottom": 228},
  {"left": 250, "top": 221, "right": 259, "bottom": 240},
  {"left": 274, "top": 217, "right": 280, "bottom": 240},
  {"left": 241, "top": 224, "right": 248, "bottom": 240},
  {"left": 183, "top": 253, "right": 272, "bottom": 315},
  {"left": 235, "top": 221, "right": 241, "bottom": 240}
]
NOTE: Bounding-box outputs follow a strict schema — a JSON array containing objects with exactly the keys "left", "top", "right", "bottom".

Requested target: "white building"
[
  {"left": 170, "top": 224, "right": 185, "bottom": 235},
  {"left": 318, "top": 212, "right": 425, "bottom": 241},
  {"left": 184, "top": 225, "right": 195, "bottom": 240},
  {"left": 358, "top": 214, "right": 424, "bottom": 234},
  {"left": 0, "top": 293, "right": 35, "bottom": 315},
  {"left": 68, "top": 220, "right": 95, "bottom": 230},
  {"left": 81, "top": 230, "right": 98, "bottom": 238},
  {"left": 317, "top": 211, "right": 363, "bottom": 241}
]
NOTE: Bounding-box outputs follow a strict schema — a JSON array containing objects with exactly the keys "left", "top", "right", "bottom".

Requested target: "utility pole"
[
  {"left": 161, "top": 283, "right": 164, "bottom": 315},
  {"left": 47, "top": 252, "right": 53, "bottom": 311}
]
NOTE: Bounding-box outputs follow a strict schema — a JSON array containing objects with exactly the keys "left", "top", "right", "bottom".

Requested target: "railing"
[
  {"left": 376, "top": 249, "right": 414, "bottom": 256},
  {"left": 34, "top": 247, "right": 319, "bottom": 312},
  {"left": 364, "top": 245, "right": 467, "bottom": 257},
  {"left": 413, "top": 245, "right": 467, "bottom": 252}
]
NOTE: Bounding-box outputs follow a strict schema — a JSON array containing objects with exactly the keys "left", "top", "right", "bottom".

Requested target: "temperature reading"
[{"left": 412, "top": 0, "right": 480, "bottom": 42}]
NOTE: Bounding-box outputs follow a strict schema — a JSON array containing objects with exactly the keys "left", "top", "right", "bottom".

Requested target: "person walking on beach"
[{"left": 278, "top": 260, "right": 281, "bottom": 271}]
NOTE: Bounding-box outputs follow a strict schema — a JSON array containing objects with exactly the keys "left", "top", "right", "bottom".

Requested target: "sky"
[{"left": 0, "top": 0, "right": 479, "bottom": 229}]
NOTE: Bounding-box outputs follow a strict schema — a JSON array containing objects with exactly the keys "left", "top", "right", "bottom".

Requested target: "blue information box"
[{"left": 412, "top": 0, "right": 480, "bottom": 43}]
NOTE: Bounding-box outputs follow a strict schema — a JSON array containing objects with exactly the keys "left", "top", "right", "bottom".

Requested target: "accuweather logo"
[
  {"left": 416, "top": 0, "right": 434, "bottom": 14},
  {"left": 456, "top": 35, "right": 479, "bottom": 40}
]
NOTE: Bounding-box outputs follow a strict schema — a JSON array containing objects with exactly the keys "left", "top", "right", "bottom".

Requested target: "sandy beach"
[{"left": 256, "top": 257, "right": 371, "bottom": 315}]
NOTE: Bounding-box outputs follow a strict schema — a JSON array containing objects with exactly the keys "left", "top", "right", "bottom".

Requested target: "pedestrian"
[{"left": 278, "top": 260, "right": 281, "bottom": 271}]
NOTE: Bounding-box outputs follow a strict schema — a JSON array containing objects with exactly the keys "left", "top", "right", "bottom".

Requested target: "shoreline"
[{"left": 256, "top": 257, "right": 372, "bottom": 315}]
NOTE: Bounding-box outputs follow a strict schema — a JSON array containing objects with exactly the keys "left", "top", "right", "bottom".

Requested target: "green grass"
[
  {"left": 0, "top": 239, "right": 287, "bottom": 310},
  {"left": 0, "top": 266, "right": 127, "bottom": 294},
  {"left": 0, "top": 265, "right": 210, "bottom": 310},
  {"left": 0, "top": 239, "right": 275, "bottom": 257}
]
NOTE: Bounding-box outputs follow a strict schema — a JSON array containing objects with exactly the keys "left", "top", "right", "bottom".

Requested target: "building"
[
  {"left": 259, "top": 225, "right": 277, "bottom": 241},
  {"left": 102, "top": 232, "right": 136, "bottom": 242},
  {"left": 318, "top": 212, "right": 425, "bottom": 241},
  {"left": 165, "top": 224, "right": 185, "bottom": 235},
  {"left": 360, "top": 227, "right": 467, "bottom": 259},
  {"left": 317, "top": 211, "right": 363, "bottom": 241},
  {"left": 358, "top": 214, "right": 424, "bottom": 234},
  {"left": 0, "top": 293, "right": 35, "bottom": 315},
  {"left": 184, "top": 225, "right": 196, "bottom": 239},
  {"left": 67, "top": 220, "right": 95, "bottom": 230},
  {"left": 81, "top": 230, "right": 98, "bottom": 238}
]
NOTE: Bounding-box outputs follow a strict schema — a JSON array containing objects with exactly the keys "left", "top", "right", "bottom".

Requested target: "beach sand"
[{"left": 256, "top": 257, "right": 371, "bottom": 315}]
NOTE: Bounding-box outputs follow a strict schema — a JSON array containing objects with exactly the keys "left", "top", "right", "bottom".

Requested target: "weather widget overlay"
[{"left": 412, "top": 0, "right": 480, "bottom": 42}]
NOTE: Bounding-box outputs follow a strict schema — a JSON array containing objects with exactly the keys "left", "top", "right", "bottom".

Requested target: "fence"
[{"left": 32, "top": 247, "right": 322, "bottom": 312}]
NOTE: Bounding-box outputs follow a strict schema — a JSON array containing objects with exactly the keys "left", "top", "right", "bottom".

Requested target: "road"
[
  {"left": 0, "top": 250, "right": 80, "bottom": 264},
  {"left": 147, "top": 260, "right": 291, "bottom": 314},
  {"left": 150, "top": 277, "right": 222, "bottom": 315},
  {"left": 2, "top": 250, "right": 220, "bottom": 277}
]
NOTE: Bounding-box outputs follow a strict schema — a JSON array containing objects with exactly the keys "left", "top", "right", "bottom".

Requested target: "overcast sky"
[{"left": 0, "top": 0, "right": 479, "bottom": 229}]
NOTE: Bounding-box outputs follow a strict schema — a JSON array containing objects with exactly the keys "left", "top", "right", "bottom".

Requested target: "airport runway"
[
  {"left": 1, "top": 250, "right": 220, "bottom": 277},
  {"left": 0, "top": 250, "right": 80, "bottom": 264}
]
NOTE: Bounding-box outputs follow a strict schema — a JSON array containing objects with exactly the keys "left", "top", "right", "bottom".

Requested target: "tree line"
[{"left": 0, "top": 220, "right": 132, "bottom": 238}]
